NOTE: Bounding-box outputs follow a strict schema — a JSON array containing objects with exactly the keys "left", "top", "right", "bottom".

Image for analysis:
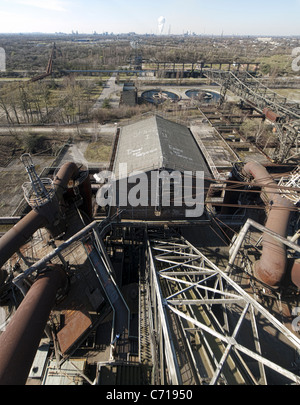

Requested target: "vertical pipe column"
[
  {"left": 53, "top": 161, "right": 79, "bottom": 201},
  {"left": 79, "top": 175, "right": 93, "bottom": 219},
  {"left": 0, "top": 264, "right": 66, "bottom": 385}
]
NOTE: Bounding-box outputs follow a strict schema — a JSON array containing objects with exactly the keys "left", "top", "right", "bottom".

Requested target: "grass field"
[{"left": 84, "top": 136, "right": 113, "bottom": 163}]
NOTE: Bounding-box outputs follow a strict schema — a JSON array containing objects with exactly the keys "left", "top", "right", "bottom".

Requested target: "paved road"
[
  {"left": 0, "top": 122, "right": 117, "bottom": 136},
  {"left": 92, "top": 73, "right": 122, "bottom": 110}
]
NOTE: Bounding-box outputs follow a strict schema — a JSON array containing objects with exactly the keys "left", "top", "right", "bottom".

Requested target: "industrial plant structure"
[
  {"left": 109, "top": 115, "right": 211, "bottom": 221},
  {"left": 0, "top": 58, "right": 299, "bottom": 386}
]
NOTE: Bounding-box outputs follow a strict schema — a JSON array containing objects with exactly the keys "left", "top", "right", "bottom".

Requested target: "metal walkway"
[{"left": 84, "top": 239, "right": 130, "bottom": 338}]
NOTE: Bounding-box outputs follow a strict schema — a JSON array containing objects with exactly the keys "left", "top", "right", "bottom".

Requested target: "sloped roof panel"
[
  {"left": 114, "top": 116, "right": 163, "bottom": 178},
  {"left": 113, "top": 115, "right": 211, "bottom": 178},
  {"left": 156, "top": 115, "right": 211, "bottom": 176}
]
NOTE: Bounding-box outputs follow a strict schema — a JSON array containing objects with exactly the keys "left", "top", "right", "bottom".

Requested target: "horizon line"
[{"left": 0, "top": 32, "right": 299, "bottom": 38}]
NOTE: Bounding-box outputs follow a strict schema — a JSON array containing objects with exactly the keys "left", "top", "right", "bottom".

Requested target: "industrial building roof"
[
  {"left": 113, "top": 115, "right": 211, "bottom": 178},
  {"left": 120, "top": 82, "right": 137, "bottom": 106}
]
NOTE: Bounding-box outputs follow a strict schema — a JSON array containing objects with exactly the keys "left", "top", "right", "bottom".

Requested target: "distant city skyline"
[{"left": 0, "top": 0, "right": 299, "bottom": 36}]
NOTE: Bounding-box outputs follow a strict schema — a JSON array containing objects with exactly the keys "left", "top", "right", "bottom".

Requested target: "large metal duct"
[
  {"left": 79, "top": 175, "right": 93, "bottom": 219},
  {"left": 291, "top": 262, "right": 300, "bottom": 289},
  {"left": 53, "top": 161, "right": 79, "bottom": 200},
  {"left": 0, "top": 264, "right": 66, "bottom": 385},
  {"left": 0, "top": 210, "right": 48, "bottom": 270},
  {"left": 242, "top": 161, "right": 294, "bottom": 287},
  {"left": 0, "top": 162, "right": 83, "bottom": 274}
]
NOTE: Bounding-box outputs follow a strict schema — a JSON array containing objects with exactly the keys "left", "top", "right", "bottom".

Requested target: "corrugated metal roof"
[{"left": 114, "top": 115, "right": 211, "bottom": 178}]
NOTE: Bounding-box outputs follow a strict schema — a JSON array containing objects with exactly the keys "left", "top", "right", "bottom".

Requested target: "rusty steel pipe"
[
  {"left": 291, "top": 262, "right": 300, "bottom": 289},
  {"left": 0, "top": 264, "right": 66, "bottom": 385},
  {"left": 79, "top": 175, "right": 93, "bottom": 219},
  {"left": 0, "top": 162, "right": 81, "bottom": 278},
  {"left": 243, "top": 161, "right": 294, "bottom": 287},
  {"left": 0, "top": 210, "right": 48, "bottom": 270},
  {"left": 54, "top": 162, "right": 92, "bottom": 218},
  {"left": 53, "top": 161, "right": 79, "bottom": 201}
]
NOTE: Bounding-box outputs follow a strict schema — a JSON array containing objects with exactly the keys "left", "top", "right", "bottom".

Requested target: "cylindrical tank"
[{"left": 0, "top": 264, "right": 66, "bottom": 385}]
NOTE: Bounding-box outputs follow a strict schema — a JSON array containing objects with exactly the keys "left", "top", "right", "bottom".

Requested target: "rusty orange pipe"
[
  {"left": 0, "top": 163, "right": 81, "bottom": 273},
  {"left": 0, "top": 210, "right": 48, "bottom": 270},
  {"left": 243, "top": 161, "right": 294, "bottom": 287},
  {"left": 79, "top": 175, "right": 93, "bottom": 219},
  {"left": 0, "top": 264, "right": 66, "bottom": 385},
  {"left": 53, "top": 162, "right": 79, "bottom": 200},
  {"left": 291, "top": 262, "right": 300, "bottom": 289}
]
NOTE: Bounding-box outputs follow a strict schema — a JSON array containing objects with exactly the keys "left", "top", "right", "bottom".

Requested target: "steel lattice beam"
[
  {"left": 204, "top": 69, "right": 300, "bottom": 163},
  {"left": 146, "top": 226, "right": 300, "bottom": 385}
]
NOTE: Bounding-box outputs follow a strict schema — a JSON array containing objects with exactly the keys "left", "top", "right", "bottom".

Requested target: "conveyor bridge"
[{"left": 205, "top": 69, "right": 300, "bottom": 163}]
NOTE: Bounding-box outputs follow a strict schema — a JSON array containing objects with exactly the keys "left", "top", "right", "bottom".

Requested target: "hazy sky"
[{"left": 0, "top": 0, "right": 299, "bottom": 36}]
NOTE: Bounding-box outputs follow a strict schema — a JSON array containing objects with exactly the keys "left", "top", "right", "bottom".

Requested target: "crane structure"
[{"left": 204, "top": 69, "right": 300, "bottom": 163}]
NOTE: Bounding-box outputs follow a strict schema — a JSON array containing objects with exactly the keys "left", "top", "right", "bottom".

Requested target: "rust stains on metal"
[
  {"left": 263, "top": 107, "right": 280, "bottom": 123},
  {"left": 57, "top": 307, "right": 92, "bottom": 355},
  {"left": 242, "top": 161, "right": 294, "bottom": 287}
]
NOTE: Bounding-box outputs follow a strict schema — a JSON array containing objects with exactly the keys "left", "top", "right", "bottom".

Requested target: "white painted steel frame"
[{"left": 147, "top": 220, "right": 300, "bottom": 385}]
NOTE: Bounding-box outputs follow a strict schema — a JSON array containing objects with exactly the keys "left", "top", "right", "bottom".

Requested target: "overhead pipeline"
[
  {"left": 242, "top": 161, "right": 294, "bottom": 287},
  {"left": 0, "top": 162, "right": 92, "bottom": 276},
  {"left": 0, "top": 162, "right": 92, "bottom": 384}
]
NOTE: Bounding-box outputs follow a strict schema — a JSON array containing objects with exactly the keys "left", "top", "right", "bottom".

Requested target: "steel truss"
[
  {"left": 278, "top": 165, "right": 300, "bottom": 205},
  {"left": 146, "top": 222, "right": 300, "bottom": 385},
  {"left": 204, "top": 69, "right": 300, "bottom": 163}
]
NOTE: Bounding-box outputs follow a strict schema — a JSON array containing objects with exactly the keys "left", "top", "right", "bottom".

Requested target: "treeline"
[
  {"left": 0, "top": 35, "right": 133, "bottom": 73},
  {"left": 0, "top": 75, "right": 156, "bottom": 126},
  {"left": 1, "top": 34, "right": 299, "bottom": 76},
  {"left": 0, "top": 76, "right": 96, "bottom": 125}
]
